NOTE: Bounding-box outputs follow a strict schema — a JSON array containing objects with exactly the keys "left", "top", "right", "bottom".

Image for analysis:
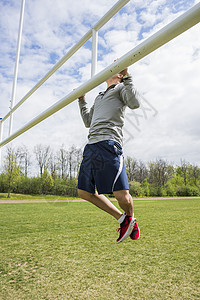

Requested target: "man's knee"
[{"left": 114, "top": 189, "right": 131, "bottom": 203}]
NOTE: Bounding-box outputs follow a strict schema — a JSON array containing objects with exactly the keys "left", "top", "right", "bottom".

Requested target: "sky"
[{"left": 0, "top": 0, "right": 200, "bottom": 168}]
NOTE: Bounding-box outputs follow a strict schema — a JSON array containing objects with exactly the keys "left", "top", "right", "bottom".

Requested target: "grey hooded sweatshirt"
[{"left": 78, "top": 75, "right": 140, "bottom": 146}]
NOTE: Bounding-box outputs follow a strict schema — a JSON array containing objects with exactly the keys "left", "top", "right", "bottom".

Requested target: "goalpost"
[{"left": 0, "top": 1, "right": 200, "bottom": 153}]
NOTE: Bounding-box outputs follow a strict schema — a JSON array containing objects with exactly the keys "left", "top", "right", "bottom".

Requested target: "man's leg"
[
  {"left": 114, "top": 189, "right": 140, "bottom": 241},
  {"left": 113, "top": 189, "right": 136, "bottom": 243},
  {"left": 113, "top": 189, "right": 133, "bottom": 216},
  {"left": 78, "top": 189, "right": 122, "bottom": 220}
]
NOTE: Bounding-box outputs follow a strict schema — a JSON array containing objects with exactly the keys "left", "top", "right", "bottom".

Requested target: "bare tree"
[
  {"left": 57, "top": 145, "right": 68, "bottom": 179},
  {"left": 125, "top": 156, "right": 137, "bottom": 181},
  {"left": 125, "top": 157, "right": 148, "bottom": 183},
  {"left": 74, "top": 147, "right": 82, "bottom": 178},
  {"left": 68, "top": 145, "right": 77, "bottom": 180},
  {"left": 16, "top": 145, "right": 31, "bottom": 177},
  {"left": 135, "top": 160, "right": 148, "bottom": 183},
  {"left": 49, "top": 151, "right": 57, "bottom": 180},
  {"left": 34, "top": 144, "right": 50, "bottom": 177},
  {"left": 148, "top": 159, "right": 172, "bottom": 187}
]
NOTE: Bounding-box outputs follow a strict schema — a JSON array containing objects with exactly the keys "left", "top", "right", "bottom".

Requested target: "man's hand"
[
  {"left": 120, "top": 67, "right": 128, "bottom": 77},
  {"left": 78, "top": 95, "right": 85, "bottom": 101},
  {"left": 74, "top": 88, "right": 85, "bottom": 101},
  {"left": 114, "top": 59, "right": 129, "bottom": 76}
]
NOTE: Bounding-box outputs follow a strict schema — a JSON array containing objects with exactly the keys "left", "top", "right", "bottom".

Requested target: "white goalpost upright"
[
  {"left": 91, "top": 28, "right": 98, "bottom": 77},
  {"left": 0, "top": 1, "right": 200, "bottom": 154},
  {"left": 9, "top": 0, "right": 26, "bottom": 137}
]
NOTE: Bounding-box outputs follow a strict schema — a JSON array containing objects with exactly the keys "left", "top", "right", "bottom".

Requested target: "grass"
[
  {"left": 0, "top": 198, "right": 199, "bottom": 299},
  {"left": 0, "top": 193, "right": 79, "bottom": 200}
]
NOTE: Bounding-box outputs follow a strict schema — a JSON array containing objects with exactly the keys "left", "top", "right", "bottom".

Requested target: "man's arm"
[
  {"left": 119, "top": 71, "right": 140, "bottom": 109},
  {"left": 78, "top": 95, "right": 94, "bottom": 128}
]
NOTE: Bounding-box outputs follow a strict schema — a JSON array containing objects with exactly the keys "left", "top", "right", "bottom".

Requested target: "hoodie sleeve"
[
  {"left": 119, "top": 75, "right": 140, "bottom": 109},
  {"left": 78, "top": 99, "right": 94, "bottom": 128}
]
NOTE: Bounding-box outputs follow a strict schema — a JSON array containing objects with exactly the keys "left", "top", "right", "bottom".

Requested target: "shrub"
[
  {"left": 13, "top": 177, "right": 42, "bottom": 195},
  {"left": 41, "top": 170, "right": 54, "bottom": 194},
  {"left": 0, "top": 174, "right": 8, "bottom": 193},
  {"left": 165, "top": 182, "right": 176, "bottom": 196},
  {"left": 129, "top": 181, "right": 143, "bottom": 197},
  {"left": 176, "top": 185, "right": 200, "bottom": 196},
  {"left": 185, "top": 185, "right": 200, "bottom": 196},
  {"left": 52, "top": 178, "right": 78, "bottom": 197},
  {"left": 157, "top": 187, "right": 167, "bottom": 197},
  {"left": 149, "top": 185, "right": 167, "bottom": 197},
  {"left": 176, "top": 185, "right": 186, "bottom": 196},
  {"left": 141, "top": 178, "right": 150, "bottom": 197}
]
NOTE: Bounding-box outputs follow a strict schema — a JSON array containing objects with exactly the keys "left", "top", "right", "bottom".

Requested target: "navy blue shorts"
[{"left": 77, "top": 140, "right": 129, "bottom": 194}]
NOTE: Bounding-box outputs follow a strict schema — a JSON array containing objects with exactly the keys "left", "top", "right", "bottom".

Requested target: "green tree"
[
  {"left": 129, "top": 180, "right": 142, "bottom": 197},
  {"left": 176, "top": 159, "right": 190, "bottom": 187},
  {"left": 188, "top": 164, "right": 200, "bottom": 187},
  {"left": 3, "top": 146, "right": 20, "bottom": 197},
  {"left": 41, "top": 169, "right": 54, "bottom": 194},
  {"left": 141, "top": 178, "right": 150, "bottom": 196}
]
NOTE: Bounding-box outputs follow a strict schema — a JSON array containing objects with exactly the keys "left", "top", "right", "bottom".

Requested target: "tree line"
[
  {"left": 0, "top": 144, "right": 82, "bottom": 198},
  {"left": 125, "top": 157, "right": 200, "bottom": 197},
  {"left": 0, "top": 144, "right": 200, "bottom": 198}
]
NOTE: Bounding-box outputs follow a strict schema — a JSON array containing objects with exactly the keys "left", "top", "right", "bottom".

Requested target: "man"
[{"left": 77, "top": 66, "right": 140, "bottom": 243}]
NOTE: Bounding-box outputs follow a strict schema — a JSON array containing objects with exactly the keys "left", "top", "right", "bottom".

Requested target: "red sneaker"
[
  {"left": 130, "top": 221, "right": 140, "bottom": 240},
  {"left": 117, "top": 216, "right": 135, "bottom": 243}
]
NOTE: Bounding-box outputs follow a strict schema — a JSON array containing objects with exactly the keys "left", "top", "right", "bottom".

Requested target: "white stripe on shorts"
[{"left": 112, "top": 155, "right": 123, "bottom": 192}]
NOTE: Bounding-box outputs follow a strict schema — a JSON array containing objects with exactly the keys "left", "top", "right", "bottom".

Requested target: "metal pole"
[
  {"left": 0, "top": 120, "right": 3, "bottom": 142},
  {"left": 9, "top": 0, "right": 26, "bottom": 136},
  {"left": 2, "top": 0, "right": 130, "bottom": 123},
  {"left": 0, "top": 2, "right": 199, "bottom": 148},
  {"left": 0, "top": 120, "right": 3, "bottom": 164},
  {"left": 93, "top": 0, "right": 130, "bottom": 31},
  {"left": 91, "top": 29, "right": 98, "bottom": 77}
]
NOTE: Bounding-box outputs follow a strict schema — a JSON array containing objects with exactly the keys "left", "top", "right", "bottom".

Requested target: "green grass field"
[
  {"left": 0, "top": 198, "right": 199, "bottom": 299},
  {"left": 0, "top": 193, "right": 78, "bottom": 200}
]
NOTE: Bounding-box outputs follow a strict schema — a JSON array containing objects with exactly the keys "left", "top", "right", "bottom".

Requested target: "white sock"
[
  {"left": 118, "top": 212, "right": 126, "bottom": 224},
  {"left": 118, "top": 212, "right": 135, "bottom": 224}
]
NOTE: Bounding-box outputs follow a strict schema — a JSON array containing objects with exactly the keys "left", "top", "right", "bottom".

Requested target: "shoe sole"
[{"left": 117, "top": 218, "right": 136, "bottom": 243}]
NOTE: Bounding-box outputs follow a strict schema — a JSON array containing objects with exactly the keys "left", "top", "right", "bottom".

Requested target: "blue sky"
[{"left": 0, "top": 0, "right": 200, "bottom": 167}]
